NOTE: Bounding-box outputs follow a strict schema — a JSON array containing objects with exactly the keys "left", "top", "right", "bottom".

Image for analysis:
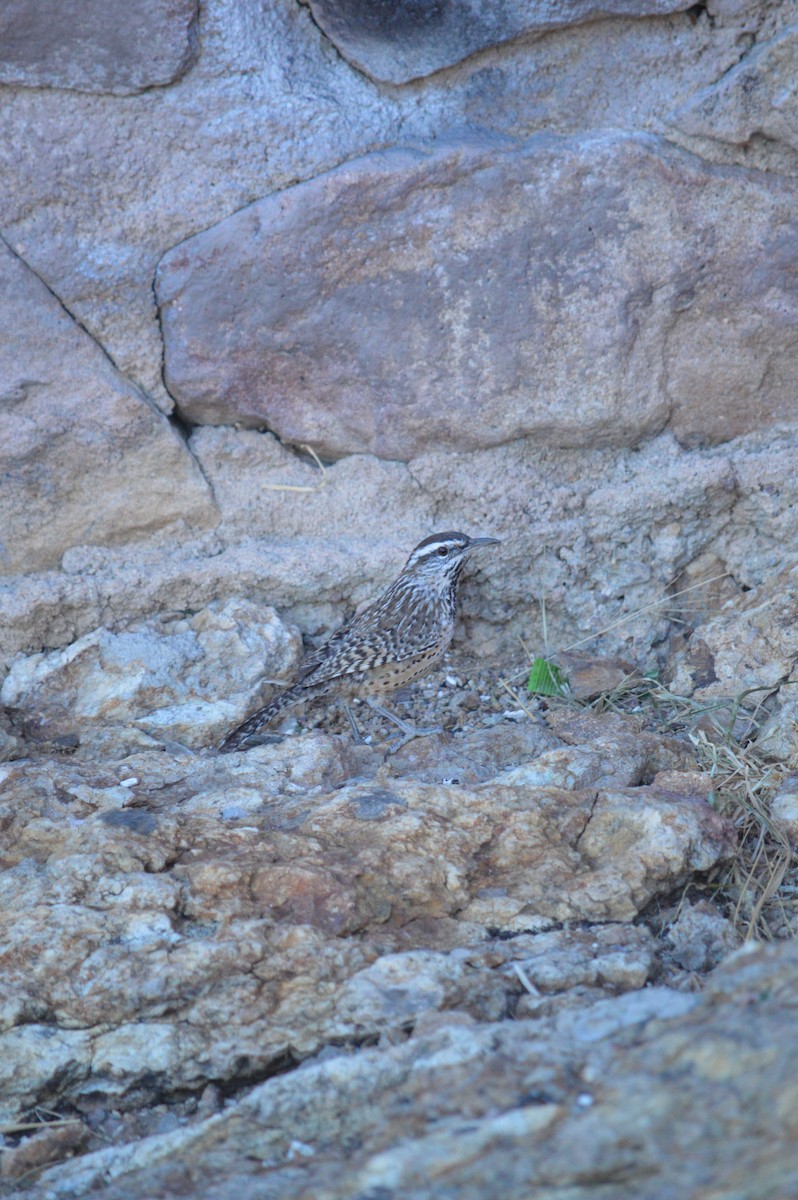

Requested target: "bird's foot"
[
  {"left": 384, "top": 723, "right": 445, "bottom": 755},
  {"left": 364, "top": 698, "right": 445, "bottom": 754}
]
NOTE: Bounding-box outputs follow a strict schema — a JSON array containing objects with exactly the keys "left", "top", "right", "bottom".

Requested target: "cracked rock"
[
  {"left": 158, "top": 131, "right": 798, "bottom": 461},
  {"left": 672, "top": 22, "right": 798, "bottom": 153},
  {"left": 668, "top": 561, "right": 798, "bottom": 700},
  {"left": 0, "top": 0, "right": 198, "bottom": 94},
  {"left": 35, "top": 941, "right": 798, "bottom": 1200},
  {"left": 0, "top": 240, "right": 217, "bottom": 579},
  {"left": 0, "top": 721, "right": 733, "bottom": 1126}
]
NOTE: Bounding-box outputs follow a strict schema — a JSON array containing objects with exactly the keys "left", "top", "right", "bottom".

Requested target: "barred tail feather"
[{"left": 218, "top": 686, "right": 302, "bottom": 753}]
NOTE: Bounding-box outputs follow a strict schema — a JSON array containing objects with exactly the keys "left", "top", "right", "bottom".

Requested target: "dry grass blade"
[
  {"left": 688, "top": 722, "right": 795, "bottom": 941},
  {"left": 504, "top": 648, "right": 796, "bottom": 941},
  {"left": 261, "top": 443, "right": 328, "bottom": 492},
  {"left": 501, "top": 571, "right": 732, "bottom": 685},
  {"left": 0, "top": 1116, "right": 81, "bottom": 1135}
]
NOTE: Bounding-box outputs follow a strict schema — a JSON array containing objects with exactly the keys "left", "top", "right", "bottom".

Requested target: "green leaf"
[{"left": 527, "top": 657, "right": 569, "bottom": 697}]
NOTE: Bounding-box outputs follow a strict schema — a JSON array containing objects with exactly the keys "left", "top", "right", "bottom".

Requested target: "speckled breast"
[{"left": 364, "top": 639, "right": 451, "bottom": 697}]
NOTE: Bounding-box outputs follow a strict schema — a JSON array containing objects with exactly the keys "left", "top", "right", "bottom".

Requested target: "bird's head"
[{"left": 403, "top": 531, "right": 500, "bottom": 591}]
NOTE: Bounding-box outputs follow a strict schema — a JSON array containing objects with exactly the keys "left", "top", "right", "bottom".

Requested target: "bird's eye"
[{"left": 438, "top": 546, "right": 449, "bottom": 557}]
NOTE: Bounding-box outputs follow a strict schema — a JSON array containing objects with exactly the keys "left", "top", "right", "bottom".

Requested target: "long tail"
[{"left": 218, "top": 685, "right": 304, "bottom": 753}]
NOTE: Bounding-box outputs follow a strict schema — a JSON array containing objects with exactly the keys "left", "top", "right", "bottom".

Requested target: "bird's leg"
[
  {"left": 365, "top": 697, "right": 444, "bottom": 754},
  {"left": 342, "top": 701, "right": 366, "bottom": 743}
]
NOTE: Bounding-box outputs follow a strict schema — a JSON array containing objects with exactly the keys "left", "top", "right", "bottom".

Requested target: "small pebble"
[
  {"left": 119, "top": 777, "right": 138, "bottom": 788},
  {"left": 286, "top": 1139, "right": 316, "bottom": 1160}
]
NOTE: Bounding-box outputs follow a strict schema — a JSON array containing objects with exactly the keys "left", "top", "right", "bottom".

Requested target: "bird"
[{"left": 218, "top": 531, "right": 500, "bottom": 753}]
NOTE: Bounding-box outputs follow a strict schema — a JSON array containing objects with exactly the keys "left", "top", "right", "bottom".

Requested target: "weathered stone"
[
  {"left": 754, "top": 696, "right": 798, "bottom": 763},
  {"left": 0, "top": 1118, "right": 89, "bottom": 1181},
  {"left": 507, "top": 923, "right": 658, "bottom": 995},
  {"left": 666, "top": 900, "right": 741, "bottom": 972},
  {"left": 673, "top": 23, "right": 798, "bottom": 153},
  {"left": 35, "top": 940, "right": 798, "bottom": 1200},
  {"left": 0, "top": 429, "right": 766, "bottom": 673},
  {"left": 0, "top": 600, "right": 302, "bottom": 751},
  {"left": 552, "top": 651, "right": 638, "bottom": 700},
  {"left": 0, "top": 0, "right": 795, "bottom": 1190},
  {"left": 305, "top": 0, "right": 696, "bottom": 85},
  {"left": 0, "top": 240, "right": 216, "bottom": 578},
  {"left": 668, "top": 562, "right": 798, "bottom": 699},
  {"left": 0, "top": 0, "right": 197, "bottom": 94},
  {"left": 0, "top": 722, "right": 732, "bottom": 1125},
  {"left": 0, "top": 0, "right": 754, "bottom": 409},
  {"left": 158, "top": 132, "right": 798, "bottom": 461}
]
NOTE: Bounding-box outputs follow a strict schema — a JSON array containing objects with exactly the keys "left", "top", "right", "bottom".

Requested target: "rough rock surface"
[
  {"left": 157, "top": 131, "right": 798, "bottom": 461},
  {"left": 305, "top": 0, "right": 696, "bottom": 84},
  {"left": 0, "top": 600, "right": 302, "bottom": 751},
  {"left": 668, "top": 560, "right": 798, "bottom": 699},
  {"left": 0, "top": 238, "right": 216, "bottom": 578},
  {"left": 0, "top": 0, "right": 198, "bottom": 93},
  {"left": 2, "top": 0, "right": 798, "bottom": 1191},
  {"left": 0, "top": 0, "right": 760, "bottom": 409},
  {"left": 18, "top": 931, "right": 798, "bottom": 1197},
  {"left": 0, "top": 712, "right": 735, "bottom": 1183},
  {"left": 2, "top": 427, "right": 795, "bottom": 679},
  {"left": 771, "top": 772, "right": 798, "bottom": 842},
  {"left": 673, "top": 21, "right": 798, "bottom": 153}
]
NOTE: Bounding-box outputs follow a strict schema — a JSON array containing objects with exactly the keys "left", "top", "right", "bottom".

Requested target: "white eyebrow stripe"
[{"left": 413, "top": 541, "right": 452, "bottom": 558}]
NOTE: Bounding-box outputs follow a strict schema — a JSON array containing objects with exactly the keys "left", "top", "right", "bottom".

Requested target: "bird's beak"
[{"left": 467, "top": 537, "right": 501, "bottom": 550}]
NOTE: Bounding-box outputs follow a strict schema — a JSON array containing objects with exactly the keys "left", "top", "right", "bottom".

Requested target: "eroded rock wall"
[
  {"left": 2, "top": 3, "right": 798, "bottom": 1196},
  {"left": 1, "top": 0, "right": 797, "bottom": 675}
]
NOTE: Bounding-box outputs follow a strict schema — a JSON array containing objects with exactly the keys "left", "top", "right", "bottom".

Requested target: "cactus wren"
[{"left": 218, "top": 531, "right": 499, "bottom": 753}]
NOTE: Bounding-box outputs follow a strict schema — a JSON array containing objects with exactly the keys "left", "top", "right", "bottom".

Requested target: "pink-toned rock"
[
  {"left": 0, "top": 0, "right": 197, "bottom": 94},
  {"left": 0, "top": 724, "right": 733, "bottom": 1121},
  {"left": 158, "top": 132, "right": 798, "bottom": 461}
]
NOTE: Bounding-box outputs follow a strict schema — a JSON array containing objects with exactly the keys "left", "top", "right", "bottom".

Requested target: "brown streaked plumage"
[{"left": 218, "top": 531, "right": 499, "bottom": 753}]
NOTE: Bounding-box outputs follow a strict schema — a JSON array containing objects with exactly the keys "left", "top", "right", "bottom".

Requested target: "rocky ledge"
[{"left": 2, "top": 676, "right": 771, "bottom": 1196}]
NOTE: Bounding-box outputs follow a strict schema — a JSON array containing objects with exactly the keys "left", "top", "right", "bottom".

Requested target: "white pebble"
[
  {"left": 119, "top": 777, "right": 138, "bottom": 788},
  {"left": 286, "top": 1139, "right": 315, "bottom": 1160}
]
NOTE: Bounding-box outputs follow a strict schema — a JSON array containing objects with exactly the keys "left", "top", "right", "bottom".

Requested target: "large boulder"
[{"left": 157, "top": 132, "right": 798, "bottom": 461}]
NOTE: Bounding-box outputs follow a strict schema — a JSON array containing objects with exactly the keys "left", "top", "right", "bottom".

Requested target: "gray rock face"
[
  {"left": 306, "top": 0, "right": 697, "bottom": 84},
  {"left": 0, "top": 600, "right": 302, "bottom": 750},
  {"left": 673, "top": 22, "right": 798, "bottom": 152},
  {"left": 0, "top": 0, "right": 198, "bottom": 93},
  {"left": 158, "top": 131, "right": 798, "bottom": 461},
  {"left": 0, "top": 240, "right": 217, "bottom": 577},
  {"left": 0, "top": 0, "right": 753, "bottom": 412},
  {"left": 668, "top": 561, "right": 798, "bottom": 699}
]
